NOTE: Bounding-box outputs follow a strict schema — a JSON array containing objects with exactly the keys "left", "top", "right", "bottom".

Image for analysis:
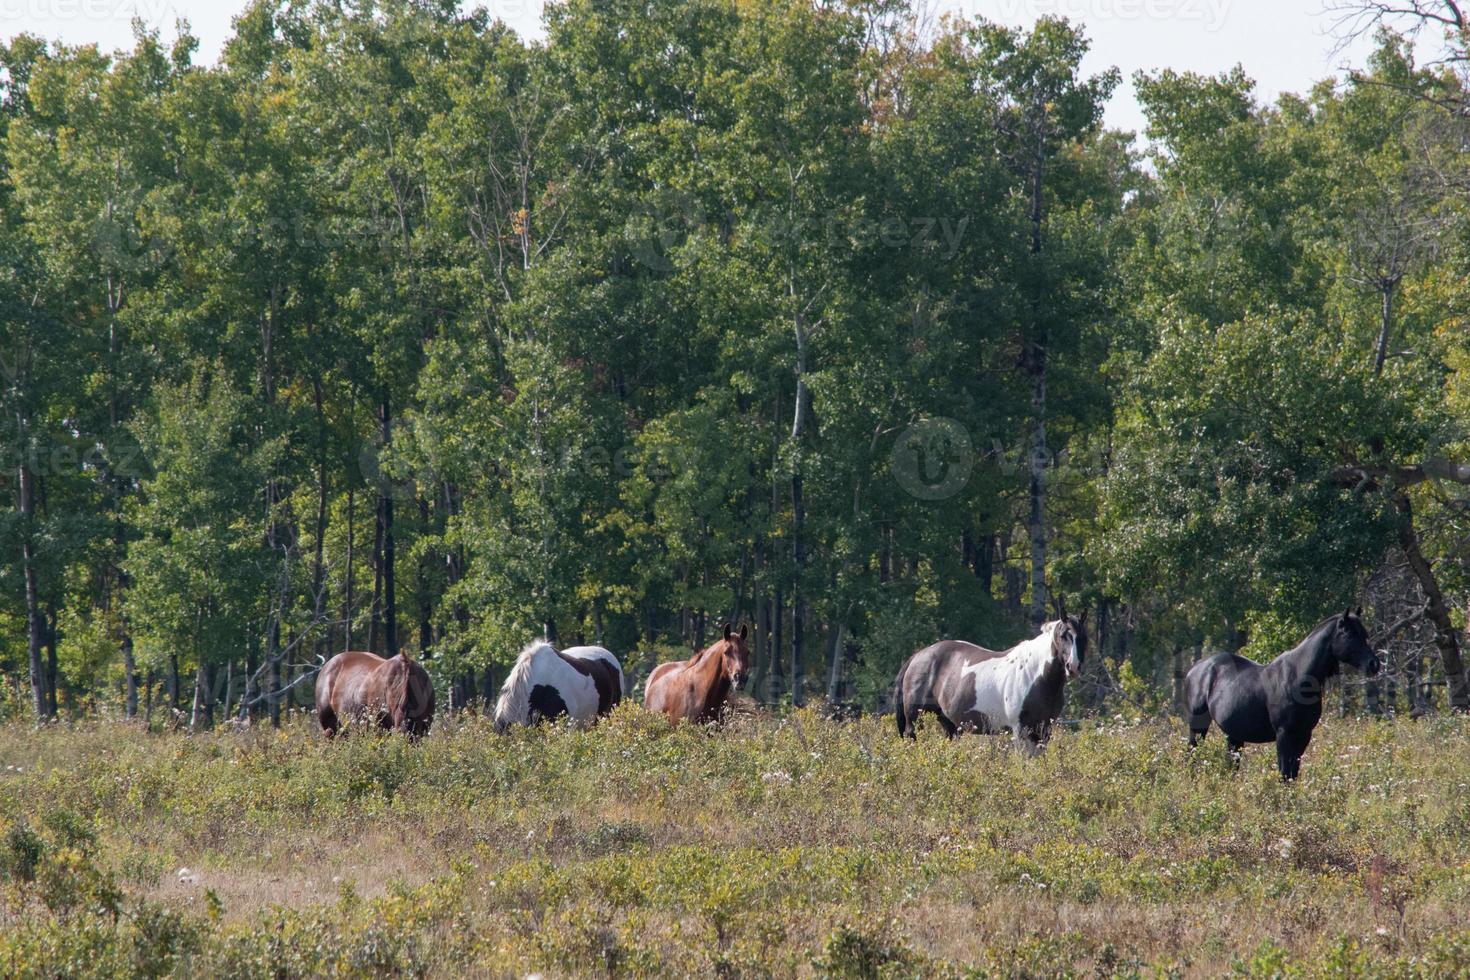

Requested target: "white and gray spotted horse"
[{"left": 894, "top": 613, "right": 1088, "bottom": 754}]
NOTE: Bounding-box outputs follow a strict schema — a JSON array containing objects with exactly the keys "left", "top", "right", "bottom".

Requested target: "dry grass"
[{"left": 0, "top": 706, "right": 1468, "bottom": 977}]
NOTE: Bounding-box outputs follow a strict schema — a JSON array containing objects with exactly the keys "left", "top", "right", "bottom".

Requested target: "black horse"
[{"left": 1184, "top": 609, "right": 1380, "bottom": 780}]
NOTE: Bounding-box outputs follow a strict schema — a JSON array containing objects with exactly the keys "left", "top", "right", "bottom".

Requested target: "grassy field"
[{"left": 0, "top": 707, "right": 1468, "bottom": 978}]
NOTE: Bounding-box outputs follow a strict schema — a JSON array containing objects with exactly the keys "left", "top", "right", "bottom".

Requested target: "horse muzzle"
[{"left": 1365, "top": 655, "right": 1383, "bottom": 678}]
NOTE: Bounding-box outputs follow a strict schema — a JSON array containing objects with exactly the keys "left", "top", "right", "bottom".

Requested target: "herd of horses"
[{"left": 313, "top": 607, "right": 1381, "bottom": 780}]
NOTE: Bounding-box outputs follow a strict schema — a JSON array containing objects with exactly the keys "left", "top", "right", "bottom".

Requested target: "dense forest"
[{"left": 2, "top": 0, "right": 1469, "bottom": 727}]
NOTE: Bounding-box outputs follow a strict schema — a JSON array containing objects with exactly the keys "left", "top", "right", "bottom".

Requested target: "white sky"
[{"left": 0, "top": 0, "right": 1398, "bottom": 135}]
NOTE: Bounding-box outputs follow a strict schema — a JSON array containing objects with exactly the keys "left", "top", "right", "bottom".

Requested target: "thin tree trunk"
[
  {"left": 418, "top": 495, "right": 433, "bottom": 656},
  {"left": 1373, "top": 282, "right": 1396, "bottom": 378},
  {"left": 311, "top": 377, "right": 329, "bottom": 656},
  {"left": 1396, "top": 492, "right": 1469, "bottom": 710},
  {"left": 346, "top": 481, "right": 356, "bottom": 651},
  {"left": 122, "top": 635, "right": 138, "bottom": 719},
  {"left": 825, "top": 618, "right": 846, "bottom": 704},
  {"left": 190, "top": 663, "right": 208, "bottom": 732},
  {"left": 1025, "top": 146, "right": 1049, "bottom": 629},
  {"left": 381, "top": 394, "right": 398, "bottom": 654},
  {"left": 144, "top": 669, "right": 154, "bottom": 726},
  {"left": 772, "top": 589, "right": 785, "bottom": 703},
  {"left": 267, "top": 617, "right": 281, "bottom": 728},
  {"left": 369, "top": 492, "right": 383, "bottom": 653},
  {"left": 790, "top": 313, "right": 809, "bottom": 708},
  {"left": 19, "top": 449, "right": 46, "bottom": 721},
  {"left": 44, "top": 604, "right": 59, "bottom": 717}
]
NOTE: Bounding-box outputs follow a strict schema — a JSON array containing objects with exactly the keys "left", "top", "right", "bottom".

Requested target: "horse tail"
[
  {"left": 1183, "top": 658, "right": 1211, "bottom": 743},
  {"left": 495, "top": 641, "right": 551, "bottom": 733}
]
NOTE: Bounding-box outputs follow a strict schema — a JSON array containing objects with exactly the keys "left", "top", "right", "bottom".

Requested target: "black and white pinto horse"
[
  {"left": 1185, "top": 609, "right": 1380, "bottom": 780},
  {"left": 494, "top": 641, "right": 625, "bottom": 732},
  {"left": 895, "top": 614, "right": 1088, "bottom": 754}
]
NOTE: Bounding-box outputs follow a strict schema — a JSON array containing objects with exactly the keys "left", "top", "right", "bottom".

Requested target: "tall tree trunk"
[
  {"left": 772, "top": 589, "right": 785, "bottom": 703},
  {"left": 44, "top": 604, "right": 59, "bottom": 717},
  {"left": 1373, "top": 281, "right": 1396, "bottom": 378},
  {"left": 346, "top": 480, "right": 356, "bottom": 651},
  {"left": 417, "top": 495, "right": 433, "bottom": 656},
  {"left": 144, "top": 669, "right": 154, "bottom": 726},
  {"left": 190, "top": 663, "right": 209, "bottom": 732},
  {"left": 122, "top": 635, "right": 138, "bottom": 719},
  {"left": 1025, "top": 148, "right": 1049, "bottom": 629},
  {"left": 1395, "top": 492, "right": 1469, "bottom": 710},
  {"left": 369, "top": 492, "right": 384, "bottom": 653},
  {"left": 267, "top": 617, "right": 282, "bottom": 728},
  {"left": 19, "top": 449, "right": 46, "bottom": 721},
  {"left": 311, "top": 377, "right": 329, "bottom": 656},
  {"left": 790, "top": 313, "right": 809, "bottom": 708},
  {"left": 824, "top": 617, "right": 846, "bottom": 704},
  {"left": 380, "top": 394, "right": 398, "bottom": 655},
  {"left": 168, "top": 654, "right": 180, "bottom": 713}
]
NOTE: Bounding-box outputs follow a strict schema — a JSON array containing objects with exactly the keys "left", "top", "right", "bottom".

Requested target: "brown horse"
[
  {"left": 315, "top": 650, "right": 435, "bottom": 738},
  {"left": 643, "top": 623, "right": 751, "bottom": 723}
]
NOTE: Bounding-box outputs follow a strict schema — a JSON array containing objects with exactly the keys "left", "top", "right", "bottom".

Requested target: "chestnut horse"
[
  {"left": 315, "top": 650, "right": 435, "bottom": 738},
  {"left": 643, "top": 623, "right": 750, "bottom": 723}
]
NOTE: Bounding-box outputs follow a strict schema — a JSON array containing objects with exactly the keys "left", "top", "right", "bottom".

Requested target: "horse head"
[
  {"left": 1048, "top": 606, "right": 1089, "bottom": 679},
  {"left": 720, "top": 622, "right": 751, "bottom": 692},
  {"left": 1332, "top": 607, "right": 1380, "bottom": 677}
]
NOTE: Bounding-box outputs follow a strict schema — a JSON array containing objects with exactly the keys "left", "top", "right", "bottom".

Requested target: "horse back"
[
  {"left": 318, "top": 650, "right": 392, "bottom": 714},
  {"left": 643, "top": 659, "right": 687, "bottom": 713},
  {"left": 558, "top": 646, "right": 623, "bottom": 715},
  {"left": 1192, "top": 652, "right": 1275, "bottom": 744},
  {"left": 928, "top": 641, "right": 1004, "bottom": 719}
]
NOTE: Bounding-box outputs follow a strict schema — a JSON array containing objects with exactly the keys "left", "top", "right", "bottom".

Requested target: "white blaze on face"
[{"left": 1065, "top": 633, "right": 1081, "bottom": 678}]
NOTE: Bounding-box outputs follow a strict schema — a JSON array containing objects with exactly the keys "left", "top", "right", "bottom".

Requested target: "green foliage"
[{"left": 0, "top": 1, "right": 1467, "bottom": 722}]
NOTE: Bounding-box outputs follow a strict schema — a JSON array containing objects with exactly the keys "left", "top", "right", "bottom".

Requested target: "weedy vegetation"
[{"left": 1, "top": 708, "right": 1469, "bottom": 977}]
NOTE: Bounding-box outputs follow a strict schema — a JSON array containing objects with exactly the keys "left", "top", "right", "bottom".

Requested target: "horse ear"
[
  {"left": 1355, "top": 605, "right": 1363, "bottom": 619},
  {"left": 1077, "top": 608, "right": 1088, "bottom": 629},
  {"left": 723, "top": 622, "right": 732, "bottom": 641},
  {"left": 739, "top": 623, "right": 748, "bottom": 641}
]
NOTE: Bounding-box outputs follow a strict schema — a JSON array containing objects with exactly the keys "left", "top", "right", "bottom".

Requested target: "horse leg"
[
  {"left": 1276, "top": 731, "right": 1308, "bottom": 781},
  {"left": 1188, "top": 723, "right": 1209, "bottom": 748},
  {"left": 936, "top": 714, "right": 958, "bottom": 740},
  {"left": 1226, "top": 739, "right": 1244, "bottom": 770},
  {"left": 1013, "top": 725, "right": 1044, "bottom": 757},
  {"left": 319, "top": 706, "right": 339, "bottom": 739}
]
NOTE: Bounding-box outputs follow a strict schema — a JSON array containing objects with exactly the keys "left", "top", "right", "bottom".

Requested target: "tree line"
[{"left": 2, "top": 0, "right": 1468, "bottom": 727}]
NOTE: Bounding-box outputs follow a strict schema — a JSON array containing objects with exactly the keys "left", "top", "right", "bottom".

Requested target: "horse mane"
[
  {"left": 495, "top": 640, "right": 553, "bottom": 728},
  {"left": 387, "top": 657, "right": 411, "bottom": 722},
  {"left": 1007, "top": 621, "right": 1061, "bottom": 662}
]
